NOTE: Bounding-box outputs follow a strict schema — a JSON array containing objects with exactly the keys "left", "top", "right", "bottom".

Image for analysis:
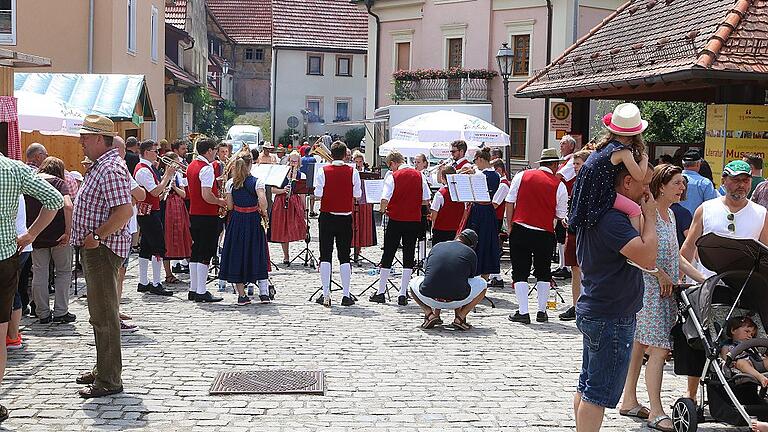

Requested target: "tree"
[
  {"left": 344, "top": 127, "right": 365, "bottom": 149},
  {"left": 185, "top": 87, "right": 239, "bottom": 138},
  {"left": 590, "top": 100, "right": 705, "bottom": 144}
]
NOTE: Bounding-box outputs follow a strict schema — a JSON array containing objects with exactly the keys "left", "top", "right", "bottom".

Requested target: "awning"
[
  {"left": 14, "top": 73, "right": 155, "bottom": 122},
  {"left": 165, "top": 56, "right": 198, "bottom": 88}
]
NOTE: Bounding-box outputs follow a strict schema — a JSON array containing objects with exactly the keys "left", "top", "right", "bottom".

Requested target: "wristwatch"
[{"left": 91, "top": 232, "right": 102, "bottom": 242}]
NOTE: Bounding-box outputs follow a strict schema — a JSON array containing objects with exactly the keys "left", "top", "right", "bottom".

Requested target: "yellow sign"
[
  {"left": 550, "top": 101, "right": 572, "bottom": 131},
  {"left": 704, "top": 104, "right": 768, "bottom": 187}
]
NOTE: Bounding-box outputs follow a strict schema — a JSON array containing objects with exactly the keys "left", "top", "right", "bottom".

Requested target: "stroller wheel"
[{"left": 672, "top": 398, "right": 698, "bottom": 432}]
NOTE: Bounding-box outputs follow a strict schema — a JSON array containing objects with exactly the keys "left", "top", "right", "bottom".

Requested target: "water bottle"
[{"left": 367, "top": 268, "right": 380, "bottom": 276}]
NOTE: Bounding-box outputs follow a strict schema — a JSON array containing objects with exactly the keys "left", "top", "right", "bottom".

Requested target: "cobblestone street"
[{"left": 3, "top": 225, "right": 734, "bottom": 431}]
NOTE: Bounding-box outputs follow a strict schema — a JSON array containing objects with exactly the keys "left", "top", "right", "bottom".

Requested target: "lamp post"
[{"left": 496, "top": 42, "right": 514, "bottom": 174}]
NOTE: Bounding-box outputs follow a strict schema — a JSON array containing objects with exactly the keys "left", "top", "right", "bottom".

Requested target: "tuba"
[{"left": 309, "top": 143, "right": 333, "bottom": 162}]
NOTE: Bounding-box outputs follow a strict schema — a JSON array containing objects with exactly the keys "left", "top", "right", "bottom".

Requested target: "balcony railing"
[{"left": 393, "top": 78, "right": 492, "bottom": 103}]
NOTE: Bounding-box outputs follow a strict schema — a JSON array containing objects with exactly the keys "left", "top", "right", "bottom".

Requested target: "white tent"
[{"left": 16, "top": 90, "right": 84, "bottom": 135}]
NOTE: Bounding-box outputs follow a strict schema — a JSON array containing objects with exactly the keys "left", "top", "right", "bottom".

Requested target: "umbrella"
[
  {"left": 391, "top": 110, "right": 510, "bottom": 146},
  {"left": 16, "top": 90, "right": 85, "bottom": 135},
  {"left": 378, "top": 139, "right": 484, "bottom": 158}
]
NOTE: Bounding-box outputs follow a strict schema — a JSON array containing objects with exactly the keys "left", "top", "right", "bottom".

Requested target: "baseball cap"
[
  {"left": 458, "top": 229, "right": 479, "bottom": 249},
  {"left": 723, "top": 160, "right": 751, "bottom": 177},
  {"left": 681, "top": 149, "right": 702, "bottom": 162}
]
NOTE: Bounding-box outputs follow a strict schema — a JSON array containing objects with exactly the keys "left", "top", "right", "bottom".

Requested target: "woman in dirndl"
[
  {"left": 270, "top": 151, "right": 307, "bottom": 264},
  {"left": 462, "top": 148, "right": 500, "bottom": 279},
  {"left": 163, "top": 154, "right": 192, "bottom": 275},
  {"left": 352, "top": 151, "right": 377, "bottom": 262},
  {"left": 219, "top": 151, "right": 271, "bottom": 305}
]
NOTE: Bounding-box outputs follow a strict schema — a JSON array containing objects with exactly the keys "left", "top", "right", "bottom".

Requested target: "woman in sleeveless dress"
[{"left": 619, "top": 164, "right": 705, "bottom": 431}]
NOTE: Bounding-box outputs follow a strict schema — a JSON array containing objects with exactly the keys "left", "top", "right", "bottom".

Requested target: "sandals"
[
  {"left": 451, "top": 316, "right": 473, "bottom": 331},
  {"left": 78, "top": 384, "right": 123, "bottom": 399},
  {"left": 647, "top": 415, "right": 674, "bottom": 432},
  {"left": 0, "top": 405, "right": 7, "bottom": 423},
  {"left": 165, "top": 275, "right": 181, "bottom": 284},
  {"left": 421, "top": 313, "right": 443, "bottom": 329},
  {"left": 619, "top": 405, "right": 650, "bottom": 419},
  {"left": 76, "top": 371, "right": 95, "bottom": 385}
]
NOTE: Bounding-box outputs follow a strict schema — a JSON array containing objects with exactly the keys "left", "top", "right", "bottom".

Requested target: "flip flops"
[{"left": 619, "top": 405, "right": 650, "bottom": 419}]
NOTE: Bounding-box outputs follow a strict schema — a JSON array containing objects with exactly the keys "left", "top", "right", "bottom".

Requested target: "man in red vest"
[
  {"left": 430, "top": 166, "right": 464, "bottom": 245},
  {"left": 505, "top": 148, "right": 568, "bottom": 324},
  {"left": 133, "top": 140, "right": 176, "bottom": 296},
  {"left": 186, "top": 138, "right": 226, "bottom": 303},
  {"left": 370, "top": 151, "right": 431, "bottom": 306},
  {"left": 314, "top": 141, "right": 362, "bottom": 307},
  {"left": 552, "top": 135, "right": 578, "bottom": 280},
  {"left": 450, "top": 140, "right": 470, "bottom": 171}
]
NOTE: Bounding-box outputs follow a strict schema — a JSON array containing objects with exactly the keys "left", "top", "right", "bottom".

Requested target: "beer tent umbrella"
[{"left": 16, "top": 90, "right": 84, "bottom": 135}]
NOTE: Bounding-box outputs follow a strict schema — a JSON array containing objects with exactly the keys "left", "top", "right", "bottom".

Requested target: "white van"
[{"left": 225, "top": 125, "right": 262, "bottom": 153}]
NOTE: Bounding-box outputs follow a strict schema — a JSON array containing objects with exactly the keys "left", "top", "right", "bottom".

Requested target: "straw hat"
[
  {"left": 602, "top": 103, "right": 648, "bottom": 136},
  {"left": 262, "top": 142, "right": 275, "bottom": 150},
  {"left": 536, "top": 148, "right": 565, "bottom": 164},
  {"left": 79, "top": 114, "right": 116, "bottom": 137}
]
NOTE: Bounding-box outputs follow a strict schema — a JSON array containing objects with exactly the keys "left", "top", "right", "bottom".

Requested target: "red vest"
[
  {"left": 495, "top": 178, "right": 510, "bottom": 220},
  {"left": 387, "top": 168, "right": 423, "bottom": 222},
  {"left": 187, "top": 159, "right": 220, "bottom": 216},
  {"left": 134, "top": 162, "right": 161, "bottom": 211},
  {"left": 558, "top": 159, "right": 576, "bottom": 195},
  {"left": 433, "top": 187, "right": 464, "bottom": 231},
  {"left": 320, "top": 164, "right": 354, "bottom": 213},
  {"left": 512, "top": 169, "right": 560, "bottom": 232},
  {"left": 454, "top": 158, "right": 468, "bottom": 170}
]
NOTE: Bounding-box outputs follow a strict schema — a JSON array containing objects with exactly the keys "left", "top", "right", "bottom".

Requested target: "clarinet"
[{"left": 283, "top": 168, "right": 296, "bottom": 209}]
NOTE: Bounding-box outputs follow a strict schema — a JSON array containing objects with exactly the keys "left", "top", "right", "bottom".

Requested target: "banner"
[{"left": 704, "top": 104, "right": 768, "bottom": 187}]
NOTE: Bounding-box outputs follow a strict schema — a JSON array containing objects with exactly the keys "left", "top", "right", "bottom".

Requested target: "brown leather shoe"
[
  {"left": 78, "top": 385, "right": 123, "bottom": 399},
  {"left": 76, "top": 371, "right": 95, "bottom": 385}
]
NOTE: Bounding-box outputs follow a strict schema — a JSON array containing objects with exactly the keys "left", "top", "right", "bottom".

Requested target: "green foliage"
[
  {"left": 345, "top": 127, "right": 365, "bottom": 149},
  {"left": 184, "top": 87, "right": 238, "bottom": 139},
  {"left": 277, "top": 128, "right": 296, "bottom": 146},
  {"left": 234, "top": 112, "right": 272, "bottom": 142},
  {"left": 591, "top": 100, "right": 705, "bottom": 144}
]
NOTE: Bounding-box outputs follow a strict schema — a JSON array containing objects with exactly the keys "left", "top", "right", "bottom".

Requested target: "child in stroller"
[{"left": 722, "top": 316, "right": 768, "bottom": 388}]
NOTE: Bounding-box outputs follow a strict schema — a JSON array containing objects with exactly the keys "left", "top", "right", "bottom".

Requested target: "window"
[
  {"left": 127, "top": 0, "right": 137, "bottom": 53},
  {"left": 336, "top": 56, "right": 352, "bottom": 77},
  {"left": 306, "top": 98, "right": 323, "bottom": 122},
  {"left": 447, "top": 38, "right": 463, "bottom": 68},
  {"left": 254, "top": 48, "right": 264, "bottom": 61},
  {"left": 513, "top": 34, "right": 530, "bottom": 76},
  {"left": 245, "top": 48, "right": 253, "bottom": 61},
  {"left": 509, "top": 118, "right": 527, "bottom": 159},
  {"left": 335, "top": 99, "right": 350, "bottom": 122},
  {"left": 0, "top": 0, "right": 15, "bottom": 45},
  {"left": 395, "top": 42, "right": 410, "bottom": 71},
  {"left": 364, "top": 55, "right": 367, "bottom": 77},
  {"left": 307, "top": 54, "right": 323, "bottom": 75},
  {"left": 150, "top": 6, "right": 158, "bottom": 62}
]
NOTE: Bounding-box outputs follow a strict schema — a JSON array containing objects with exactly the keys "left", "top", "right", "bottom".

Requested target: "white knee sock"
[
  {"left": 400, "top": 268, "right": 413, "bottom": 297},
  {"left": 536, "top": 281, "right": 550, "bottom": 312},
  {"left": 340, "top": 263, "right": 351, "bottom": 297},
  {"left": 557, "top": 243, "right": 565, "bottom": 269},
  {"left": 377, "top": 268, "right": 391, "bottom": 295},
  {"left": 189, "top": 262, "right": 198, "bottom": 293},
  {"left": 196, "top": 264, "right": 209, "bottom": 294},
  {"left": 515, "top": 281, "right": 529, "bottom": 314},
  {"left": 320, "top": 261, "right": 331, "bottom": 298},
  {"left": 258, "top": 279, "right": 269, "bottom": 296},
  {"left": 151, "top": 258, "right": 162, "bottom": 285},
  {"left": 138, "top": 258, "right": 149, "bottom": 285}
]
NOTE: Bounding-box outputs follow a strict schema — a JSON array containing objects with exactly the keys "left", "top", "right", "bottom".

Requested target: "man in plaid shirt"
[
  {"left": 70, "top": 115, "right": 133, "bottom": 399},
  {"left": 0, "top": 152, "right": 63, "bottom": 423}
]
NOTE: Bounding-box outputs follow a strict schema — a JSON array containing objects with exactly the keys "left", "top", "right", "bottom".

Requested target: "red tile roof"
[
  {"left": 208, "top": 81, "right": 224, "bottom": 101},
  {"left": 516, "top": 0, "right": 768, "bottom": 98},
  {"left": 207, "top": 0, "right": 272, "bottom": 45},
  {"left": 165, "top": 56, "right": 199, "bottom": 87},
  {"left": 165, "top": 0, "right": 187, "bottom": 31},
  {"left": 272, "top": 0, "right": 368, "bottom": 51}
]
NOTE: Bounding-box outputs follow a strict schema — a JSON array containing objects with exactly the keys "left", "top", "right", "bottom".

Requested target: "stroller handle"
[{"left": 672, "top": 283, "right": 696, "bottom": 293}]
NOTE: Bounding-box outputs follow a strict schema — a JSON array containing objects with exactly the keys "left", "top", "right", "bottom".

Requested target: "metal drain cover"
[{"left": 209, "top": 370, "right": 324, "bottom": 395}]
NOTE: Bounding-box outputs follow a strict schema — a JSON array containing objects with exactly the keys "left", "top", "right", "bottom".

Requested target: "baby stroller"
[{"left": 672, "top": 233, "right": 768, "bottom": 432}]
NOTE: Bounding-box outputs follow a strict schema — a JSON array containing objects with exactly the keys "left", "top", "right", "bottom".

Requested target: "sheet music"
[
  {"left": 470, "top": 175, "right": 491, "bottom": 202},
  {"left": 250, "top": 164, "right": 290, "bottom": 187},
  {"left": 446, "top": 174, "right": 475, "bottom": 202},
  {"left": 364, "top": 179, "right": 384, "bottom": 204}
]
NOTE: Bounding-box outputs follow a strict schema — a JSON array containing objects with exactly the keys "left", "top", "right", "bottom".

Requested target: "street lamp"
[
  {"left": 496, "top": 42, "right": 514, "bottom": 173},
  {"left": 222, "top": 59, "right": 229, "bottom": 76}
]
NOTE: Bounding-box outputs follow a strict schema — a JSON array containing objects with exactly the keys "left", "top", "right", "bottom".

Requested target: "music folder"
[
  {"left": 446, "top": 174, "right": 491, "bottom": 202},
  {"left": 251, "top": 164, "right": 290, "bottom": 187}
]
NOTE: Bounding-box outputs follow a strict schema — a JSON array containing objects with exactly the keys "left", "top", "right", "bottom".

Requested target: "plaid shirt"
[
  {"left": 71, "top": 148, "right": 132, "bottom": 258},
  {"left": 0, "top": 154, "right": 64, "bottom": 260}
]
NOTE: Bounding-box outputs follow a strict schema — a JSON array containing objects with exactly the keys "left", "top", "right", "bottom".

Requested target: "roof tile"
[
  {"left": 272, "top": 0, "right": 368, "bottom": 51},
  {"left": 207, "top": 0, "right": 272, "bottom": 45},
  {"left": 166, "top": 0, "right": 187, "bottom": 31}
]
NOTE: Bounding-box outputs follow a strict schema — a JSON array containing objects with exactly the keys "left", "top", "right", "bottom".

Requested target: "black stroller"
[{"left": 672, "top": 233, "right": 768, "bottom": 431}]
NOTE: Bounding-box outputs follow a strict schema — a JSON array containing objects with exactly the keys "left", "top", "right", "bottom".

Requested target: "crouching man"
[{"left": 408, "top": 229, "right": 487, "bottom": 330}]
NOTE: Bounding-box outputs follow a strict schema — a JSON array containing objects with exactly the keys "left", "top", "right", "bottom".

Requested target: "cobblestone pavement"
[{"left": 3, "top": 223, "right": 739, "bottom": 431}]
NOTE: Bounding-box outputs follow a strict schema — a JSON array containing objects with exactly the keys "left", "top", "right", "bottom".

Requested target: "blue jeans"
[{"left": 576, "top": 314, "right": 636, "bottom": 408}]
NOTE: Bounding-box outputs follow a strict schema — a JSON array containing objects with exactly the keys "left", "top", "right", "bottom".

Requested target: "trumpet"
[
  {"left": 423, "top": 158, "right": 452, "bottom": 176},
  {"left": 158, "top": 155, "right": 188, "bottom": 174}
]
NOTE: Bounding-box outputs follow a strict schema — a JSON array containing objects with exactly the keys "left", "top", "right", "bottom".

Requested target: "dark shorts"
[
  {"left": 555, "top": 220, "right": 566, "bottom": 244},
  {"left": 137, "top": 211, "right": 166, "bottom": 259},
  {"left": 576, "top": 314, "right": 636, "bottom": 408},
  {"left": 0, "top": 253, "right": 20, "bottom": 323},
  {"left": 564, "top": 231, "right": 578, "bottom": 267},
  {"left": 190, "top": 215, "right": 222, "bottom": 264}
]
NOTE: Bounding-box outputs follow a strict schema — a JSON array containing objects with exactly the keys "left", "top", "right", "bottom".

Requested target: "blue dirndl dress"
[
  {"left": 568, "top": 140, "right": 629, "bottom": 229},
  {"left": 465, "top": 170, "right": 501, "bottom": 275},
  {"left": 219, "top": 175, "right": 269, "bottom": 283}
]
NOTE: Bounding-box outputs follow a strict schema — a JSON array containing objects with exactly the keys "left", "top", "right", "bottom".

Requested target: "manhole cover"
[{"left": 209, "top": 370, "right": 324, "bottom": 395}]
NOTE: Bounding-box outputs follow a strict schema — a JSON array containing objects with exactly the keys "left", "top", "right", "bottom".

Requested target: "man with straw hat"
[
  {"left": 505, "top": 148, "right": 568, "bottom": 324},
  {"left": 71, "top": 114, "right": 133, "bottom": 398}
]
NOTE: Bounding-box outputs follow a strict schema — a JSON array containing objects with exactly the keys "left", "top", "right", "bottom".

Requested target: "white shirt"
[
  {"left": 127, "top": 177, "right": 140, "bottom": 234},
  {"left": 174, "top": 172, "right": 188, "bottom": 187},
  {"left": 16, "top": 195, "right": 32, "bottom": 253},
  {"left": 493, "top": 175, "right": 509, "bottom": 206},
  {"left": 196, "top": 155, "right": 214, "bottom": 188},
  {"left": 430, "top": 190, "right": 446, "bottom": 212},
  {"left": 135, "top": 158, "right": 159, "bottom": 191},
  {"left": 225, "top": 177, "right": 266, "bottom": 194},
  {"left": 314, "top": 160, "right": 362, "bottom": 216},
  {"left": 382, "top": 166, "right": 431, "bottom": 201},
  {"left": 505, "top": 167, "right": 569, "bottom": 231},
  {"left": 556, "top": 154, "right": 576, "bottom": 182}
]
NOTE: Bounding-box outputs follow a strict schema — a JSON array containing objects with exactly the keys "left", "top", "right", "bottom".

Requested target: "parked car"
[{"left": 225, "top": 125, "right": 262, "bottom": 154}]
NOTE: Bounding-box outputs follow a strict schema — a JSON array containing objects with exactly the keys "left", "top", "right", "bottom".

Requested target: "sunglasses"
[{"left": 727, "top": 212, "right": 735, "bottom": 232}]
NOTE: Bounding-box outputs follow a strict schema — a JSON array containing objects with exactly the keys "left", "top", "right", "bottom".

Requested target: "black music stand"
[
  {"left": 352, "top": 200, "right": 376, "bottom": 267},
  {"left": 356, "top": 213, "right": 403, "bottom": 300},
  {"left": 289, "top": 180, "right": 318, "bottom": 268}
]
